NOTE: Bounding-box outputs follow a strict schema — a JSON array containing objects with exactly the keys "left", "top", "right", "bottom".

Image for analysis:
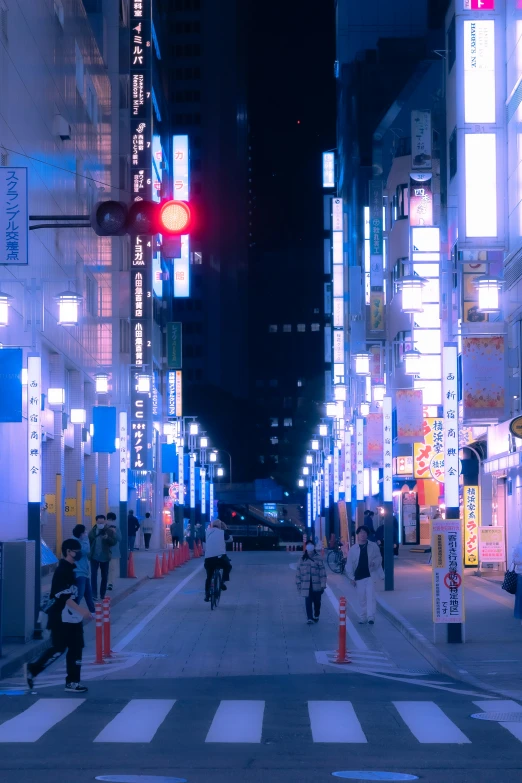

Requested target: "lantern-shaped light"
[
  {"left": 70, "top": 408, "right": 86, "bottom": 424},
  {"left": 303, "top": 466, "right": 310, "bottom": 475},
  {"left": 359, "top": 402, "right": 370, "bottom": 416},
  {"left": 95, "top": 373, "right": 109, "bottom": 394},
  {"left": 354, "top": 353, "right": 371, "bottom": 376},
  {"left": 210, "top": 451, "right": 217, "bottom": 463},
  {"left": 319, "top": 424, "right": 328, "bottom": 437},
  {"left": 137, "top": 374, "right": 151, "bottom": 393},
  {"left": 306, "top": 454, "right": 313, "bottom": 465},
  {"left": 311, "top": 439, "right": 320, "bottom": 451},
  {"left": 217, "top": 467, "right": 225, "bottom": 477},
  {"left": 189, "top": 422, "right": 199, "bottom": 435},
  {"left": 373, "top": 384, "right": 386, "bottom": 402},
  {"left": 164, "top": 422, "right": 176, "bottom": 436},
  {"left": 326, "top": 402, "right": 337, "bottom": 417},
  {"left": 475, "top": 275, "right": 502, "bottom": 313},
  {"left": 200, "top": 436, "right": 209, "bottom": 448},
  {"left": 48, "top": 388, "right": 65, "bottom": 405},
  {"left": 0, "top": 291, "right": 13, "bottom": 326},
  {"left": 298, "top": 478, "right": 305, "bottom": 487},
  {"left": 398, "top": 275, "right": 426, "bottom": 314},
  {"left": 404, "top": 349, "right": 421, "bottom": 375},
  {"left": 56, "top": 291, "right": 82, "bottom": 325},
  {"left": 334, "top": 384, "right": 347, "bottom": 401}
]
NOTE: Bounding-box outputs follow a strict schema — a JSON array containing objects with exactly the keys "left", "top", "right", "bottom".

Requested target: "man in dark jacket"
[
  {"left": 25, "top": 538, "right": 92, "bottom": 693},
  {"left": 375, "top": 516, "right": 400, "bottom": 566},
  {"left": 89, "top": 515, "right": 116, "bottom": 600},
  {"left": 128, "top": 509, "right": 140, "bottom": 551}
]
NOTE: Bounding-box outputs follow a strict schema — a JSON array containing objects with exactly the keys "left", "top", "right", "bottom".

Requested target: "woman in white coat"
[{"left": 345, "top": 525, "right": 384, "bottom": 624}]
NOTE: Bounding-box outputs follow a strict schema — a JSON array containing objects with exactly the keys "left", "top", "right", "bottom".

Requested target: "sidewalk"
[
  {"left": 0, "top": 547, "right": 170, "bottom": 680},
  {"left": 372, "top": 550, "right": 522, "bottom": 699}
]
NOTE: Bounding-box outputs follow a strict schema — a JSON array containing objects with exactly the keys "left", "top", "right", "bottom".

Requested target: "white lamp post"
[
  {"left": 95, "top": 373, "right": 109, "bottom": 394},
  {"left": 359, "top": 401, "right": 370, "bottom": 416},
  {"left": 334, "top": 384, "right": 347, "bottom": 401},
  {"left": 136, "top": 374, "right": 151, "bottom": 393},
  {"left": 303, "top": 466, "right": 310, "bottom": 476},
  {"left": 354, "top": 353, "right": 371, "bottom": 375},
  {"left": 56, "top": 291, "right": 82, "bottom": 325},
  {"left": 326, "top": 402, "right": 337, "bottom": 417},
  {"left": 475, "top": 275, "right": 502, "bottom": 313},
  {"left": 373, "top": 384, "right": 386, "bottom": 402},
  {"left": 404, "top": 349, "right": 422, "bottom": 375},
  {"left": 298, "top": 478, "right": 305, "bottom": 487},
  {"left": 48, "top": 387, "right": 65, "bottom": 405},
  {"left": 311, "top": 439, "right": 320, "bottom": 451},
  {"left": 306, "top": 454, "right": 313, "bottom": 465},
  {"left": 189, "top": 422, "right": 199, "bottom": 436},
  {"left": 70, "top": 408, "right": 86, "bottom": 424},
  {"left": 200, "top": 436, "right": 209, "bottom": 448},
  {"left": 210, "top": 451, "right": 217, "bottom": 463},
  {"left": 319, "top": 424, "right": 328, "bottom": 437},
  {"left": 398, "top": 275, "right": 427, "bottom": 313}
]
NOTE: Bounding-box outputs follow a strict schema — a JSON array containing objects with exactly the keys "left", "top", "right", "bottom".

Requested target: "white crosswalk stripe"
[
  {"left": 0, "top": 699, "right": 85, "bottom": 742},
  {"left": 393, "top": 701, "right": 471, "bottom": 744},
  {"left": 94, "top": 699, "right": 176, "bottom": 743},
  {"left": 473, "top": 700, "right": 522, "bottom": 743},
  {"left": 205, "top": 700, "right": 265, "bottom": 743},
  {"left": 308, "top": 701, "right": 367, "bottom": 743}
]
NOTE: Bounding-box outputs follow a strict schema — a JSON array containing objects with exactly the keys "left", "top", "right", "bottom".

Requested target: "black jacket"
[
  {"left": 48, "top": 559, "right": 81, "bottom": 629},
  {"left": 128, "top": 514, "right": 140, "bottom": 536}
]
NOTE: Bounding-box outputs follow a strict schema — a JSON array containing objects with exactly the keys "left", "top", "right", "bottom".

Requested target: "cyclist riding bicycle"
[{"left": 203, "top": 519, "right": 232, "bottom": 602}]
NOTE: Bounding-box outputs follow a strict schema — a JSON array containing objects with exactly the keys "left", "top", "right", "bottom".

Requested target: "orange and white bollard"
[
  {"left": 102, "top": 597, "right": 113, "bottom": 659},
  {"left": 95, "top": 602, "right": 104, "bottom": 664},
  {"left": 334, "top": 597, "right": 351, "bottom": 664}
]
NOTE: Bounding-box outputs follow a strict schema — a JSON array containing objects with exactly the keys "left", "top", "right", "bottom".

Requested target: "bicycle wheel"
[
  {"left": 214, "top": 570, "right": 222, "bottom": 607},
  {"left": 327, "top": 550, "right": 342, "bottom": 574}
]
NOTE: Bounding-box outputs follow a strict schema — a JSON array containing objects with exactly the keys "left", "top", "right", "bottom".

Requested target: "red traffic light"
[{"left": 159, "top": 200, "right": 191, "bottom": 235}]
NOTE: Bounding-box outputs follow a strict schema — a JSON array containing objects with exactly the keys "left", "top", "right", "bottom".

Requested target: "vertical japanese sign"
[
  {"left": 166, "top": 322, "right": 182, "bottom": 369},
  {"left": 173, "top": 135, "right": 190, "bottom": 298},
  {"left": 333, "top": 446, "right": 340, "bottom": 503},
  {"left": 344, "top": 429, "right": 351, "bottom": 503},
  {"left": 307, "top": 490, "right": 312, "bottom": 527},
  {"left": 409, "top": 173, "right": 433, "bottom": 227},
  {"left": 396, "top": 389, "right": 424, "bottom": 444},
  {"left": 479, "top": 526, "right": 504, "bottom": 563},
  {"left": 332, "top": 197, "right": 343, "bottom": 231},
  {"left": 414, "top": 418, "right": 444, "bottom": 480},
  {"left": 322, "top": 152, "right": 335, "bottom": 188},
  {"left": 27, "top": 356, "right": 41, "bottom": 503},
  {"left": 312, "top": 480, "right": 317, "bottom": 520},
  {"left": 178, "top": 447, "right": 185, "bottom": 506},
  {"left": 443, "top": 344, "right": 459, "bottom": 508},
  {"left": 411, "top": 110, "right": 432, "bottom": 170},
  {"left": 175, "top": 370, "right": 182, "bottom": 417},
  {"left": 0, "top": 167, "right": 28, "bottom": 265},
  {"left": 119, "top": 412, "right": 128, "bottom": 502},
  {"left": 167, "top": 371, "right": 176, "bottom": 418},
  {"left": 432, "top": 520, "right": 464, "bottom": 623},
  {"left": 189, "top": 454, "right": 196, "bottom": 509},
  {"left": 200, "top": 468, "right": 206, "bottom": 515},
  {"left": 324, "top": 457, "right": 330, "bottom": 509},
  {"left": 369, "top": 181, "right": 383, "bottom": 287},
  {"left": 209, "top": 480, "right": 214, "bottom": 520},
  {"left": 383, "top": 397, "right": 393, "bottom": 502},
  {"left": 130, "top": 0, "right": 153, "bottom": 472},
  {"left": 464, "top": 485, "right": 479, "bottom": 566},
  {"left": 356, "top": 418, "right": 364, "bottom": 501}
]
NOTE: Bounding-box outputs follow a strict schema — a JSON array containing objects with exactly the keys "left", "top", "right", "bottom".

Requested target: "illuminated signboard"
[
  {"left": 383, "top": 397, "right": 393, "bottom": 501},
  {"left": 332, "top": 198, "right": 343, "bottom": 231},
  {"left": 409, "top": 173, "right": 433, "bottom": 227},
  {"left": 464, "top": 0, "right": 494, "bottom": 8},
  {"left": 167, "top": 371, "right": 176, "bottom": 418},
  {"left": 464, "top": 485, "right": 479, "bottom": 566},
  {"left": 465, "top": 133, "right": 497, "bottom": 238},
  {"left": 119, "top": 412, "right": 128, "bottom": 502},
  {"left": 27, "top": 356, "right": 41, "bottom": 503},
  {"left": 322, "top": 152, "right": 335, "bottom": 188},
  {"left": 173, "top": 136, "right": 190, "bottom": 298},
  {"left": 0, "top": 167, "right": 28, "bottom": 265},
  {"left": 356, "top": 418, "right": 364, "bottom": 501},
  {"left": 443, "top": 344, "right": 459, "bottom": 509},
  {"left": 369, "top": 180, "right": 383, "bottom": 288},
  {"left": 463, "top": 20, "right": 495, "bottom": 124},
  {"left": 414, "top": 418, "right": 444, "bottom": 480}
]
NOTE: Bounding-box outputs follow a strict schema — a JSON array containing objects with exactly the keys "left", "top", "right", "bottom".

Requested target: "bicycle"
[
  {"left": 327, "top": 547, "right": 346, "bottom": 575},
  {"left": 209, "top": 567, "right": 223, "bottom": 610}
]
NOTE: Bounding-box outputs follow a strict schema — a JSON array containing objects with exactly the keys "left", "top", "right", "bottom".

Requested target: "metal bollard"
[
  {"left": 335, "top": 597, "right": 351, "bottom": 664},
  {"left": 95, "top": 602, "right": 104, "bottom": 664},
  {"left": 102, "top": 597, "right": 112, "bottom": 659}
]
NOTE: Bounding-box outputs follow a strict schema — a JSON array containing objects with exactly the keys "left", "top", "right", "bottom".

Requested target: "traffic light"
[{"left": 91, "top": 199, "right": 193, "bottom": 237}]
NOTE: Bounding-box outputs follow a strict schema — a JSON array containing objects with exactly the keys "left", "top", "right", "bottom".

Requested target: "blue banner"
[
  {"left": 92, "top": 406, "right": 117, "bottom": 453},
  {"left": 0, "top": 348, "right": 22, "bottom": 422}
]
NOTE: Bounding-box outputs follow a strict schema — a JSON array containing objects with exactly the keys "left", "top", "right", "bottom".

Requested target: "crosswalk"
[{"left": 0, "top": 697, "right": 519, "bottom": 745}]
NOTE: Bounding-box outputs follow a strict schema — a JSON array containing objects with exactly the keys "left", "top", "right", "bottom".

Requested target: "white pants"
[
  {"left": 355, "top": 577, "right": 375, "bottom": 620},
  {"left": 109, "top": 557, "right": 120, "bottom": 585}
]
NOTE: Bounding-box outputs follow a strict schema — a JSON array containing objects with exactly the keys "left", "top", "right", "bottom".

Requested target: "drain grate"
[{"left": 471, "top": 712, "right": 522, "bottom": 722}]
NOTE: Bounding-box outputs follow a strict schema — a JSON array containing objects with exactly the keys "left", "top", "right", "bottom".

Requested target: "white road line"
[
  {"left": 205, "top": 700, "right": 265, "bottom": 743},
  {"left": 113, "top": 564, "right": 204, "bottom": 652},
  {"left": 0, "top": 699, "right": 84, "bottom": 742},
  {"left": 393, "top": 701, "right": 470, "bottom": 744},
  {"left": 474, "top": 699, "right": 522, "bottom": 743},
  {"left": 308, "top": 701, "right": 367, "bottom": 743},
  {"left": 324, "top": 586, "right": 368, "bottom": 651},
  {"left": 94, "top": 699, "right": 176, "bottom": 743}
]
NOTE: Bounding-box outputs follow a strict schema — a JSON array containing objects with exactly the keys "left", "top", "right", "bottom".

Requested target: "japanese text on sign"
[
  {"left": 27, "top": 356, "right": 41, "bottom": 503},
  {"left": 383, "top": 396, "right": 393, "bottom": 502},
  {"left": 464, "top": 485, "right": 479, "bottom": 566},
  {"left": 356, "top": 418, "right": 364, "bottom": 501},
  {"left": 0, "top": 167, "right": 28, "bottom": 265},
  {"left": 443, "top": 344, "right": 459, "bottom": 508},
  {"left": 432, "top": 520, "right": 465, "bottom": 624}
]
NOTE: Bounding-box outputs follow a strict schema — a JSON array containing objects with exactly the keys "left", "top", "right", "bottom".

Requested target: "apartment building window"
[
  {"left": 270, "top": 417, "right": 278, "bottom": 427},
  {"left": 297, "top": 324, "right": 305, "bottom": 332},
  {"left": 269, "top": 324, "right": 277, "bottom": 333},
  {"left": 270, "top": 436, "right": 279, "bottom": 445},
  {"left": 311, "top": 323, "right": 320, "bottom": 331},
  {"left": 396, "top": 184, "right": 408, "bottom": 219},
  {"left": 283, "top": 324, "right": 291, "bottom": 332},
  {"left": 269, "top": 379, "right": 278, "bottom": 388},
  {"left": 283, "top": 418, "right": 293, "bottom": 427}
]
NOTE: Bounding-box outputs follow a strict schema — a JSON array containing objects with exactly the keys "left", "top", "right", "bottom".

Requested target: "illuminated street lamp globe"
[{"left": 475, "top": 275, "right": 502, "bottom": 313}]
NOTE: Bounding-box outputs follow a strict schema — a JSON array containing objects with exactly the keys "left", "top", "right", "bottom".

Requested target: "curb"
[
  {"left": 0, "top": 574, "right": 150, "bottom": 681},
  {"left": 375, "top": 594, "right": 522, "bottom": 699}
]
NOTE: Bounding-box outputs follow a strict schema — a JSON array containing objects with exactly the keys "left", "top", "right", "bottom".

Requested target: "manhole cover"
[
  {"left": 96, "top": 777, "right": 187, "bottom": 782},
  {"left": 471, "top": 712, "right": 522, "bottom": 722},
  {"left": 332, "top": 774, "right": 419, "bottom": 781}
]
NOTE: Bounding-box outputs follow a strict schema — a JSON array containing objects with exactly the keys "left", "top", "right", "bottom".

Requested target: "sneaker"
[
  {"left": 368, "top": 619, "right": 375, "bottom": 625},
  {"left": 307, "top": 619, "right": 314, "bottom": 625},
  {"left": 65, "top": 682, "right": 88, "bottom": 694},
  {"left": 24, "top": 663, "right": 34, "bottom": 690},
  {"left": 107, "top": 584, "right": 113, "bottom": 591},
  {"left": 221, "top": 583, "right": 227, "bottom": 591},
  {"left": 358, "top": 619, "right": 367, "bottom": 624}
]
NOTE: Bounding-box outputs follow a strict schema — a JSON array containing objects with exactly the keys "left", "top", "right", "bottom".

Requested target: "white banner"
[
  {"left": 383, "top": 396, "right": 393, "bottom": 502},
  {"left": 333, "top": 447, "right": 340, "bottom": 503},
  {"left": 356, "top": 418, "right": 364, "bottom": 501},
  {"left": 432, "top": 520, "right": 465, "bottom": 624},
  {"left": 27, "top": 356, "right": 41, "bottom": 503},
  {"left": 443, "top": 344, "right": 459, "bottom": 508},
  {"left": 119, "top": 411, "right": 128, "bottom": 502}
]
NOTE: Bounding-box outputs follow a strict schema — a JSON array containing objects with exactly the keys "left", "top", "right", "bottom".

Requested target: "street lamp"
[
  {"left": 189, "top": 422, "right": 199, "bottom": 436},
  {"left": 354, "top": 353, "right": 371, "bottom": 375},
  {"left": 95, "top": 373, "right": 109, "bottom": 394},
  {"left": 70, "top": 408, "right": 86, "bottom": 424},
  {"left": 359, "top": 401, "right": 370, "bottom": 416},
  {"left": 200, "top": 436, "right": 209, "bottom": 448},
  {"left": 404, "top": 349, "right": 422, "bottom": 375},
  {"left": 326, "top": 402, "right": 337, "bottom": 417},
  {"left": 319, "top": 424, "right": 328, "bottom": 437},
  {"left": 48, "top": 387, "right": 65, "bottom": 405},
  {"left": 334, "top": 384, "right": 347, "bottom": 401},
  {"left": 311, "top": 439, "right": 320, "bottom": 451},
  {"left": 209, "top": 451, "right": 217, "bottom": 463},
  {"left": 217, "top": 467, "right": 224, "bottom": 477},
  {"left": 306, "top": 454, "right": 313, "bottom": 465},
  {"left": 475, "top": 275, "right": 502, "bottom": 313},
  {"left": 303, "top": 466, "right": 310, "bottom": 475},
  {"left": 136, "top": 374, "right": 151, "bottom": 393},
  {"left": 56, "top": 291, "right": 82, "bottom": 325},
  {"left": 373, "top": 384, "right": 386, "bottom": 402},
  {"left": 398, "top": 274, "right": 427, "bottom": 313},
  {"left": 0, "top": 291, "right": 13, "bottom": 326},
  {"left": 298, "top": 478, "right": 305, "bottom": 487}
]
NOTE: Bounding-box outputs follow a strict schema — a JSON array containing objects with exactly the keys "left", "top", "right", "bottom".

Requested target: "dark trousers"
[
  {"left": 76, "top": 575, "right": 95, "bottom": 613},
  {"left": 144, "top": 533, "right": 152, "bottom": 549},
  {"left": 128, "top": 535, "right": 136, "bottom": 551},
  {"left": 30, "top": 623, "right": 84, "bottom": 684},
  {"left": 204, "top": 556, "right": 232, "bottom": 595},
  {"left": 90, "top": 559, "right": 109, "bottom": 600},
  {"left": 305, "top": 590, "right": 322, "bottom": 620}
]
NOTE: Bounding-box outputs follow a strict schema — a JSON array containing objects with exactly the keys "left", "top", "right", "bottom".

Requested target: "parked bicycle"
[{"left": 327, "top": 542, "right": 347, "bottom": 574}]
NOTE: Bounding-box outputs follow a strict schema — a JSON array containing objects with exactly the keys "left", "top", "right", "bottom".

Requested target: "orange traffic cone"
[
  {"left": 161, "top": 550, "right": 169, "bottom": 575},
  {"left": 128, "top": 551, "right": 137, "bottom": 579},
  {"left": 168, "top": 548, "right": 175, "bottom": 571},
  {"left": 193, "top": 542, "right": 199, "bottom": 559},
  {"left": 153, "top": 554, "right": 163, "bottom": 579},
  {"left": 185, "top": 541, "right": 189, "bottom": 562},
  {"left": 174, "top": 546, "right": 180, "bottom": 568}
]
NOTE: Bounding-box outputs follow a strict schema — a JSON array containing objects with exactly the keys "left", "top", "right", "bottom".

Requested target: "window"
[
  {"left": 283, "top": 418, "right": 293, "bottom": 427},
  {"left": 311, "top": 323, "right": 320, "bottom": 331},
  {"left": 449, "top": 128, "right": 457, "bottom": 181},
  {"left": 297, "top": 324, "right": 305, "bottom": 332},
  {"left": 259, "top": 456, "right": 265, "bottom": 464},
  {"left": 269, "top": 379, "right": 278, "bottom": 388},
  {"left": 283, "top": 324, "right": 291, "bottom": 332},
  {"left": 119, "top": 319, "right": 130, "bottom": 354},
  {"left": 75, "top": 41, "right": 84, "bottom": 97},
  {"left": 270, "top": 436, "right": 279, "bottom": 445},
  {"left": 270, "top": 417, "right": 278, "bottom": 428},
  {"left": 269, "top": 324, "right": 277, "bottom": 333},
  {"left": 447, "top": 15, "right": 456, "bottom": 73},
  {"left": 297, "top": 379, "right": 304, "bottom": 387}
]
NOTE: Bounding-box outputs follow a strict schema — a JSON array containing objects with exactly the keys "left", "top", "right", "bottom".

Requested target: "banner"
[
  {"left": 365, "top": 412, "right": 383, "bottom": 465},
  {"left": 414, "top": 418, "right": 444, "bottom": 480},
  {"left": 396, "top": 389, "right": 424, "bottom": 444},
  {"left": 369, "top": 181, "right": 383, "bottom": 288},
  {"left": 27, "top": 356, "right": 42, "bottom": 503},
  {"left": 0, "top": 348, "right": 22, "bottom": 422},
  {"left": 369, "top": 291, "right": 384, "bottom": 332},
  {"left": 411, "top": 110, "right": 432, "bottom": 170},
  {"left": 409, "top": 173, "right": 433, "bottom": 227},
  {"left": 0, "top": 167, "right": 28, "bottom": 265},
  {"left": 464, "top": 485, "right": 479, "bottom": 566},
  {"left": 443, "top": 344, "right": 459, "bottom": 508},
  {"left": 356, "top": 418, "right": 364, "bottom": 501},
  {"left": 432, "top": 520, "right": 465, "bottom": 624},
  {"left": 462, "top": 336, "right": 505, "bottom": 422},
  {"left": 383, "top": 397, "right": 393, "bottom": 502},
  {"left": 166, "top": 322, "right": 182, "bottom": 369},
  {"left": 479, "top": 526, "right": 505, "bottom": 563}
]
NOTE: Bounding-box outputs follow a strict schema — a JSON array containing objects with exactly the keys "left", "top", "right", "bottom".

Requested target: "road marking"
[
  {"left": 0, "top": 698, "right": 84, "bottom": 742},
  {"left": 113, "top": 564, "right": 204, "bottom": 652},
  {"left": 94, "top": 699, "right": 176, "bottom": 743},
  {"left": 205, "top": 700, "right": 264, "bottom": 743},
  {"left": 473, "top": 700, "right": 522, "bottom": 743},
  {"left": 308, "top": 701, "right": 367, "bottom": 743},
  {"left": 324, "top": 586, "right": 368, "bottom": 651},
  {"left": 393, "top": 701, "right": 470, "bottom": 744}
]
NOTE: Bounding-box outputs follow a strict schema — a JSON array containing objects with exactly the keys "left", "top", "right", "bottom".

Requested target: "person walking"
[
  {"left": 142, "top": 512, "right": 154, "bottom": 550},
  {"left": 512, "top": 540, "right": 522, "bottom": 623},
  {"left": 364, "top": 510, "right": 377, "bottom": 541},
  {"left": 170, "top": 519, "right": 180, "bottom": 547},
  {"left": 72, "top": 524, "right": 95, "bottom": 613},
  {"left": 375, "top": 515, "right": 400, "bottom": 567},
  {"left": 128, "top": 509, "right": 140, "bottom": 551},
  {"left": 296, "top": 540, "right": 327, "bottom": 625},
  {"left": 346, "top": 525, "right": 384, "bottom": 625},
  {"left": 89, "top": 515, "right": 116, "bottom": 601},
  {"left": 25, "top": 538, "right": 92, "bottom": 693},
  {"left": 106, "top": 512, "right": 122, "bottom": 591},
  {"left": 203, "top": 519, "right": 232, "bottom": 601}
]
